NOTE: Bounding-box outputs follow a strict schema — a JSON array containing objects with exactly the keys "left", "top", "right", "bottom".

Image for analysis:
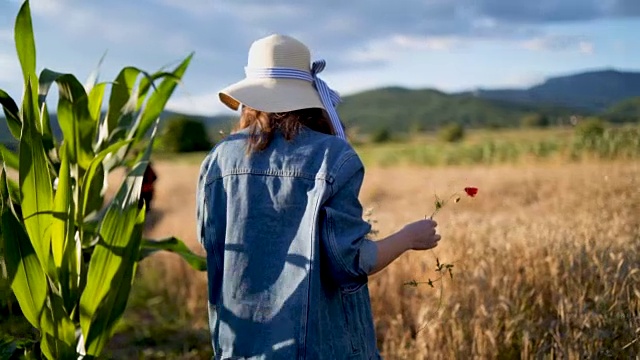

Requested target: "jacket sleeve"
[
  {"left": 320, "top": 151, "right": 378, "bottom": 290},
  {"left": 196, "top": 153, "right": 213, "bottom": 249}
]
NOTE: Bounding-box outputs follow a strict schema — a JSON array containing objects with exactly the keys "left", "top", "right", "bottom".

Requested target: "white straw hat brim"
[{"left": 218, "top": 77, "right": 325, "bottom": 113}]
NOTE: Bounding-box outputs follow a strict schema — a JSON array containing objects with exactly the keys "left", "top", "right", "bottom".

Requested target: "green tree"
[
  {"left": 162, "top": 117, "right": 212, "bottom": 152},
  {"left": 575, "top": 117, "right": 606, "bottom": 141},
  {"left": 438, "top": 123, "right": 465, "bottom": 143},
  {"left": 371, "top": 127, "right": 392, "bottom": 143},
  {"left": 520, "top": 113, "right": 550, "bottom": 128},
  {"left": 409, "top": 121, "right": 425, "bottom": 134}
]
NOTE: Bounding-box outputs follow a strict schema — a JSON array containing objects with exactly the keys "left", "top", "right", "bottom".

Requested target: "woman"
[{"left": 196, "top": 34, "right": 440, "bottom": 359}]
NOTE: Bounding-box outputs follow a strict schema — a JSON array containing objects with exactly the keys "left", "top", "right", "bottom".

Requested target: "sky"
[{"left": 0, "top": 0, "right": 639, "bottom": 116}]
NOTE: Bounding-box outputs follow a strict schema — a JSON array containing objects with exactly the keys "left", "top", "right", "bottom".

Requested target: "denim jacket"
[{"left": 196, "top": 126, "right": 381, "bottom": 359}]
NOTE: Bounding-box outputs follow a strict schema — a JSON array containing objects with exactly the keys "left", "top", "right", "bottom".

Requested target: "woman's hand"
[
  {"left": 400, "top": 219, "right": 440, "bottom": 251},
  {"left": 368, "top": 219, "right": 441, "bottom": 275}
]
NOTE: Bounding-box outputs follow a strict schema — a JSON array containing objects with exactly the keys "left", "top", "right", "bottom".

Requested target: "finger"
[
  {"left": 434, "top": 234, "right": 441, "bottom": 242},
  {"left": 430, "top": 220, "right": 438, "bottom": 228}
]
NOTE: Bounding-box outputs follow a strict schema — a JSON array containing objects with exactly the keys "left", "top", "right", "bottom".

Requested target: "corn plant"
[{"left": 0, "top": 1, "right": 206, "bottom": 358}]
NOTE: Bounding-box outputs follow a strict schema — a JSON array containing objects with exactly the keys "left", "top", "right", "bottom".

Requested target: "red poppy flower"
[{"left": 464, "top": 187, "right": 478, "bottom": 197}]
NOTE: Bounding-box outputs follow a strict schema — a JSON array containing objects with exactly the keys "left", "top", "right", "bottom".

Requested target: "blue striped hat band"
[{"left": 244, "top": 60, "right": 346, "bottom": 140}]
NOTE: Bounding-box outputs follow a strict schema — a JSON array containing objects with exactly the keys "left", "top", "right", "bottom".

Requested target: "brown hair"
[{"left": 234, "top": 106, "right": 335, "bottom": 153}]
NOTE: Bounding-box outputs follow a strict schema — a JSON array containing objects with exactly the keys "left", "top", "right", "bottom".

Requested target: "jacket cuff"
[{"left": 359, "top": 238, "right": 378, "bottom": 275}]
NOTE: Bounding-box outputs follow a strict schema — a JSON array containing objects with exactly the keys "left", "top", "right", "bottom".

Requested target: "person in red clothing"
[{"left": 139, "top": 162, "right": 157, "bottom": 212}]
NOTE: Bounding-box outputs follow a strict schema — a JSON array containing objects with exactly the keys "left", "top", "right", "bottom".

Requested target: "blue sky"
[{"left": 0, "top": 0, "right": 639, "bottom": 116}]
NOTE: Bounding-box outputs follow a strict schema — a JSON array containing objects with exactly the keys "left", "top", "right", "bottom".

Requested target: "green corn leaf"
[
  {"left": 0, "top": 155, "right": 4, "bottom": 194},
  {"left": 38, "top": 68, "right": 75, "bottom": 105},
  {"left": 59, "top": 219, "right": 80, "bottom": 317},
  {"left": 39, "top": 102, "right": 55, "bottom": 156},
  {"left": 80, "top": 138, "right": 132, "bottom": 220},
  {"left": 80, "top": 120, "right": 159, "bottom": 356},
  {"left": 44, "top": 70, "right": 96, "bottom": 169},
  {"left": 38, "top": 68, "right": 62, "bottom": 147},
  {"left": 135, "top": 71, "right": 178, "bottom": 109},
  {"left": 82, "top": 140, "right": 133, "bottom": 205},
  {"left": 39, "top": 292, "right": 76, "bottom": 359},
  {"left": 41, "top": 69, "right": 97, "bottom": 161},
  {"left": 0, "top": 89, "right": 21, "bottom": 140},
  {"left": 15, "top": 1, "right": 39, "bottom": 134},
  {"left": 15, "top": 0, "right": 36, "bottom": 86},
  {"left": 51, "top": 145, "right": 79, "bottom": 316},
  {"left": 1, "top": 168, "right": 47, "bottom": 329},
  {"left": 41, "top": 333, "right": 75, "bottom": 360},
  {"left": 0, "top": 144, "right": 19, "bottom": 170},
  {"left": 140, "top": 237, "right": 207, "bottom": 271},
  {"left": 85, "top": 51, "right": 108, "bottom": 92},
  {"left": 89, "top": 82, "right": 108, "bottom": 154},
  {"left": 0, "top": 152, "right": 21, "bottom": 204},
  {"left": 83, "top": 207, "right": 145, "bottom": 356},
  {"left": 7, "top": 178, "right": 20, "bottom": 205},
  {"left": 79, "top": 163, "right": 145, "bottom": 356},
  {"left": 132, "top": 53, "right": 193, "bottom": 142},
  {"left": 1, "top": 210, "right": 47, "bottom": 330},
  {"left": 106, "top": 67, "right": 141, "bottom": 136},
  {"left": 1, "top": 159, "right": 6, "bottom": 237},
  {"left": 82, "top": 164, "right": 105, "bottom": 223},
  {"left": 88, "top": 83, "right": 107, "bottom": 125},
  {"left": 19, "top": 77, "right": 53, "bottom": 272},
  {"left": 100, "top": 68, "right": 163, "bottom": 156},
  {"left": 102, "top": 67, "right": 161, "bottom": 167},
  {"left": 51, "top": 143, "right": 72, "bottom": 269}
]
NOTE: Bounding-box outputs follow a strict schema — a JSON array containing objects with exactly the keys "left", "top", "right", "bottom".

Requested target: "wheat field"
[{"left": 119, "top": 159, "right": 640, "bottom": 359}]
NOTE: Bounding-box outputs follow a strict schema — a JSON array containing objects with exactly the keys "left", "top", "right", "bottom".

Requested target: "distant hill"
[
  {"left": 3, "top": 68, "right": 640, "bottom": 144},
  {"left": 337, "top": 87, "right": 578, "bottom": 132},
  {"left": 463, "top": 70, "right": 640, "bottom": 112}
]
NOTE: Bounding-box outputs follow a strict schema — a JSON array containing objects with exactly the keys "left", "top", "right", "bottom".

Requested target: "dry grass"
[
  {"left": 362, "top": 161, "right": 640, "bottom": 359},
  {"left": 116, "top": 159, "right": 640, "bottom": 359}
]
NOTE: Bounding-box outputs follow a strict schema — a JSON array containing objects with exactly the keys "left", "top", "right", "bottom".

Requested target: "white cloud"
[
  {"left": 20, "top": 2, "right": 201, "bottom": 63},
  {"left": 156, "top": 0, "right": 219, "bottom": 17},
  {"left": 157, "top": 0, "right": 303, "bottom": 21},
  {"left": 472, "top": 17, "right": 498, "bottom": 30},
  {"left": 0, "top": 53, "right": 20, "bottom": 83},
  {"left": 236, "top": 3, "right": 304, "bottom": 21},
  {"left": 612, "top": 40, "right": 626, "bottom": 53},
  {"left": 0, "top": 29, "right": 12, "bottom": 43},
  {"left": 46, "top": 7, "right": 152, "bottom": 46},
  {"left": 321, "top": 14, "right": 360, "bottom": 34},
  {"left": 501, "top": 73, "right": 545, "bottom": 88},
  {"left": 342, "top": 34, "right": 465, "bottom": 66},
  {"left": 521, "top": 36, "right": 566, "bottom": 51},
  {"left": 519, "top": 35, "right": 592, "bottom": 54},
  {"left": 578, "top": 41, "right": 594, "bottom": 54},
  {"left": 166, "top": 91, "right": 235, "bottom": 116},
  {"left": 391, "top": 35, "right": 464, "bottom": 51},
  {"left": 30, "top": 0, "right": 66, "bottom": 16},
  {"left": 344, "top": 44, "right": 395, "bottom": 65},
  {"left": 163, "top": 33, "right": 198, "bottom": 57}
]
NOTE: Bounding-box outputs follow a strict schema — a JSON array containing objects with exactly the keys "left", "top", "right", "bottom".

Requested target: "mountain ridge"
[
  {"left": 457, "top": 69, "right": 640, "bottom": 112},
  {"left": 2, "top": 68, "right": 640, "bottom": 144}
]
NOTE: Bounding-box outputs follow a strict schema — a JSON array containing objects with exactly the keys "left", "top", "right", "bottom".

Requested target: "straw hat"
[{"left": 218, "top": 34, "right": 326, "bottom": 113}]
